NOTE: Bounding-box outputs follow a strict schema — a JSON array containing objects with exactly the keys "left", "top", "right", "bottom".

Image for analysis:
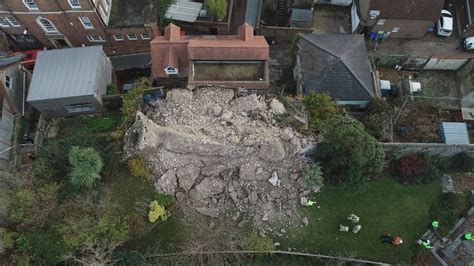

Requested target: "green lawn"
[{"left": 280, "top": 177, "right": 442, "bottom": 264}]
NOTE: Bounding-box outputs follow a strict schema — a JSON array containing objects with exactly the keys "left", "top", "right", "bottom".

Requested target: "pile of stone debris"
[{"left": 124, "top": 87, "right": 316, "bottom": 228}]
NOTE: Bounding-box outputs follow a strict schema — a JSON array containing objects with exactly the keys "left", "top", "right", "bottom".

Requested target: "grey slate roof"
[
  {"left": 298, "top": 34, "right": 374, "bottom": 100},
  {"left": 27, "top": 46, "right": 104, "bottom": 102},
  {"left": 0, "top": 52, "right": 24, "bottom": 68}
]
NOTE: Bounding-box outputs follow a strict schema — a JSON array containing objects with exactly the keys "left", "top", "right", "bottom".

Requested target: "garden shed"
[
  {"left": 438, "top": 122, "right": 470, "bottom": 144},
  {"left": 27, "top": 46, "right": 112, "bottom": 117},
  {"left": 290, "top": 8, "right": 314, "bottom": 28}
]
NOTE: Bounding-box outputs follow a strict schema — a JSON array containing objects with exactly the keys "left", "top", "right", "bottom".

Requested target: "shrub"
[
  {"left": 395, "top": 154, "right": 425, "bottom": 183},
  {"left": 208, "top": 0, "right": 228, "bottom": 21},
  {"left": 16, "top": 227, "right": 68, "bottom": 265},
  {"left": 246, "top": 232, "right": 275, "bottom": 252},
  {"left": 86, "top": 115, "right": 121, "bottom": 133},
  {"left": 449, "top": 152, "right": 474, "bottom": 173},
  {"left": 120, "top": 78, "right": 148, "bottom": 131},
  {"left": 148, "top": 200, "right": 169, "bottom": 223},
  {"left": 429, "top": 192, "right": 471, "bottom": 235},
  {"left": 304, "top": 93, "right": 340, "bottom": 130},
  {"left": 393, "top": 154, "right": 447, "bottom": 184},
  {"left": 34, "top": 157, "right": 56, "bottom": 180},
  {"left": 316, "top": 116, "right": 385, "bottom": 186},
  {"left": 127, "top": 157, "right": 151, "bottom": 179},
  {"left": 106, "top": 84, "right": 119, "bottom": 95},
  {"left": 366, "top": 98, "right": 392, "bottom": 114},
  {"left": 115, "top": 250, "right": 145, "bottom": 266},
  {"left": 157, "top": 0, "right": 173, "bottom": 28},
  {"left": 302, "top": 163, "right": 324, "bottom": 192},
  {"left": 68, "top": 146, "right": 103, "bottom": 189},
  {"left": 363, "top": 113, "right": 391, "bottom": 141}
]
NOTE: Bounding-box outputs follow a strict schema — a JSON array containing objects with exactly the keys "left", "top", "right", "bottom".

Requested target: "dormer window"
[
  {"left": 23, "top": 0, "right": 39, "bottom": 10},
  {"left": 164, "top": 66, "right": 178, "bottom": 75}
]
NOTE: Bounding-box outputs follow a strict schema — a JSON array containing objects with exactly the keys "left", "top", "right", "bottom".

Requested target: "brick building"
[
  {"left": 151, "top": 23, "right": 269, "bottom": 89},
  {"left": 0, "top": 0, "right": 158, "bottom": 55}
]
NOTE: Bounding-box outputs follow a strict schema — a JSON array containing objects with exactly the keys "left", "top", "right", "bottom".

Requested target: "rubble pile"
[{"left": 124, "top": 87, "right": 314, "bottom": 227}]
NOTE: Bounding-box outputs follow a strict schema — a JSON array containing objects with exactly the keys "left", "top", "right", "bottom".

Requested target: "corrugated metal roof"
[
  {"left": 290, "top": 8, "right": 313, "bottom": 23},
  {"left": 245, "top": 0, "right": 261, "bottom": 27},
  {"left": 440, "top": 122, "right": 470, "bottom": 144},
  {"left": 165, "top": 0, "right": 203, "bottom": 23},
  {"left": 27, "top": 46, "right": 104, "bottom": 102}
]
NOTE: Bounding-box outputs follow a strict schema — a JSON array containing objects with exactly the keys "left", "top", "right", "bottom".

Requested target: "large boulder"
[
  {"left": 154, "top": 169, "right": 178, "bottom": 196},
  {"left": 232, "top": 94, "right": 265, "bottom": 113},
  {"left": 269, "top": 99, "right": 286, "bottom": 115},
  {"left": 177, "top": 166, "right": 200, "bottom": 192},
  {"left": 258, "top": 140, "right": 286, "bottom": 162},
  {"left": 193, "top": 177, "right": 226, "bottom": 198}
]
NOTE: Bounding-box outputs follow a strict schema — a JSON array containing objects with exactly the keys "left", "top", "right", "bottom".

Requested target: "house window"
[
  {"left": 79, "top": 16, "right": 94, "bottom": 29},
  {"left": 23, "top": 0, "right": 39, "bottom": 10},
  {"left": 37, "top": 17, "right": 58, "bottom": 33},
  {"left": 66, "top": 103, "right": 96, "bottom": 113},
  {"left": 68, "top": 0, "right": 81, "bottom": 8},
  {"left": 163, "top": 66, "right": 178, "bottom": 75},
  {"left": 6, "top": 17, "right": 20, "bottom": 27},
  {"left": 87, "top": 35, "right": 105, "bottom": 42},
  {"left": 0, "top": 18, "right": 10, "bottom": 28},
  {"left": 5, "top": 75, "right": 12, "bottom": 90},
  {"left": 377, "top": 19, "right": 385, "bottom": 25},
  {"left": 113, "top": 34, "right": 124, "bottom": 41},
  {"left": 392, "top": 27, "right": 400, "bottom": 33},
  {"left": 127, "top": 34, "right": 137, "bottom": 40},
  {"left": 141, "top": 33, "right": 151, "bottom": 40}
]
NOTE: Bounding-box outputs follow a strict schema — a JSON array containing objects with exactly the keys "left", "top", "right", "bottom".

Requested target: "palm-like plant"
[{"left": 68, "top": 146, "right": 103, "bottom": 189}]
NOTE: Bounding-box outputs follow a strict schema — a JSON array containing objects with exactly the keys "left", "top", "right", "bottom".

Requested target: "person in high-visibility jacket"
[
  {"left": 432, "top": 220, "right": 440, "bottom": 229},
  {"left": 464, "top": 232, "right": 473, "bottom": 241}
]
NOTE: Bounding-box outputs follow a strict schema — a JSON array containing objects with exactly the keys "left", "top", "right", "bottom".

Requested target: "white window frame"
[
  {"left": 79, "top": 16, "right": 94, "bottom": 29},
  {"left": 87, "top": 35, "right": 105, "bottom": 42},
  {"left": 5, "top": 75, "right": 12, "bottom": 90},
  {"left": 6, "top": 16, "right": 20, "bottom": 27},
  {"left": 0, "top": 18, "right": 10, "bottom": 28},
  {"left": 68, "top": 0, "right": 81, "bottom": 9},
  {"left": 141, "top": 33, "right": 151, "bottom": 40},
  {"left": 127, "top": 34, "right": 138, "bottom": 40},
  {"left": 377, "top": 19, "right": 385, "bottom": 25},
  {"left": 23, "top": 0, "right": 39, "bottom": 10},
  {"left": 66, "top": 103, "right": 96, "bottom": 113},
  {"left": 113, "top": 34, "right": 124, "bottom": 41},
  {"left": 37, "top": 17, "right": 58, "bottom": 34},
  {"left": 392, "top": 27, "right": 400, "bottom": 33}
]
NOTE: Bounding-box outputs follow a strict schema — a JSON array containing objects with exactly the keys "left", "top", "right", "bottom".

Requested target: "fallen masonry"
[{"left": 124, "top": 87, "right": 315, "bottom": 229}]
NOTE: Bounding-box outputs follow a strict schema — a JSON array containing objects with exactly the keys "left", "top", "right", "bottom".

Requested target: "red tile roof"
[{"left": 151, "top": 23, "right": 269, "bottom": 79}]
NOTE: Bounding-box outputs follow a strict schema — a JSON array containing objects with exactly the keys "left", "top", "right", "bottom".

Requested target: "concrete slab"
[{"left": 312, "top": 5, "right": 350, "bottom": 34}]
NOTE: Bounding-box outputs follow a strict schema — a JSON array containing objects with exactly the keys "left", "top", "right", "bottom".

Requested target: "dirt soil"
[{"left": 124, "top": 87, "right": 315, "bottom": 231}]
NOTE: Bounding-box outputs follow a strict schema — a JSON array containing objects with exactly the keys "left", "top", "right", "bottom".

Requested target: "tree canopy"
[{"left": 316, "top": 116, "right": 385, "bottom": 186}]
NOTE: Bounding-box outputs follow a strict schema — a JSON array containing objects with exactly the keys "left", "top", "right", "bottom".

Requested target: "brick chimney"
[
  {"left": 238, "top": 23, "right": 254, "bottom": 41},
  {"left": 165, "top": 23, "right": 181, "bottom": 41}
]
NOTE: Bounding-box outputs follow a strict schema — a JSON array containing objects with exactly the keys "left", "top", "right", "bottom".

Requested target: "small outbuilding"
[
  {"left": 27, "top": 46, "right": 112, "bottom": 116},
  {"left": 438, "top": 122, "right": 470, "bottom": 144},
  {"left": 290, "top": 8, "right": 314, "bottom": 28}
]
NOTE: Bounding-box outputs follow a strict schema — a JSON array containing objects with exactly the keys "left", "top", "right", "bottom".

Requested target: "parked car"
[
  {"left": 464, "top": 37, "right": 474, "bottom": 50},
  {"left": 436, "top": 9, "right": 453, "bottom": 37}
]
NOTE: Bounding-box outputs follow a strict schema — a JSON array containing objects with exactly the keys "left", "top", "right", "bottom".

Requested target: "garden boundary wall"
[
  {"left": 258, "top": 26, "right": 313, "bottom": 42},
  {"left": 382, "top": 142, "right": 474, "bottom": 158}
]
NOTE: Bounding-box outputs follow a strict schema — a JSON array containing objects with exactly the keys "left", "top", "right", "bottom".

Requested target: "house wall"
[
  {"left": 0, "top": 0, "right": 157, "bottom": 55},
  {"left": 258, "top": 26, "right": 313, "bottom": 42},
  {"left": 0, "top": 63, "right": 24, "bottom": 114},
  {"left": 29, "top": 95, "right": 104, "bottom": 117},
  {"left": 0, "top": 100, "right": 14, "bottom": 170},
  {"left": 370, "top": 19, "right": 433, "bottom": 38}
]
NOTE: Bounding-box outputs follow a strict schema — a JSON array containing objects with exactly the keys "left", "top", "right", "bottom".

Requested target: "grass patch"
[{"left": 280, "top": 176, "right": 442, "bottom": 264}]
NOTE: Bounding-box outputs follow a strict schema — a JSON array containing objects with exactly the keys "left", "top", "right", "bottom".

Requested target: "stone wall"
[{"left": 382, "top": 143, "right": 474, "bottom": 158}]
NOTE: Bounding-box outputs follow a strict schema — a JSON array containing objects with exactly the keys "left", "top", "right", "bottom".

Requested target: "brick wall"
[
  {"left": 258, "top": 26, "right": 313, "bottom": 42},
  {"left": 382, "top": 142, "right": 474, "bottom": 158},
  {"left": 0, "top": 0, "right": 157, "bottom": 55}
]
